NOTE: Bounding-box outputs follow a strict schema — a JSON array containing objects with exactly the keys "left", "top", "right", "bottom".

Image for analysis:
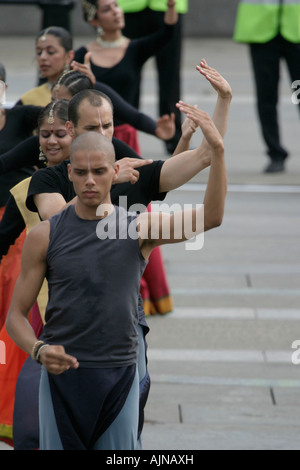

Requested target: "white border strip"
[
  {"left": 150, "top": 374, "right": 300, "bottom": 388},
  {"left": 175, "top": 183, "right": 300, "bottom": 194},
  {"left": 166, "top": 307, "right": 300, "bottom": 321},
  {"left": 148, "top": 349, "right": 294, "bottom": 364}
]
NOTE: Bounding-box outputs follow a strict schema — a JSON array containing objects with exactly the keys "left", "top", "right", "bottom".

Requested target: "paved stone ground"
[{"left": 0, "top": 35, "right": 300, "bottom": 451}]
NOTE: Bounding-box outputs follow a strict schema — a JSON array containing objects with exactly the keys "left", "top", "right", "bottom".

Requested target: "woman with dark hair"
[
  {"left": 0, "top": 63, "right": 41, "bottom": 210},
  {"left": 14, "top": 25, "right": 175, "bottom": 136},
  {"left": 0, "top": 69, "right": 175, "bottom": 177},
  {"left": 0, "top": 63, "right": 43, "bottom": 357},
  {"left": 74, "top": 0, "right": 178, "bottom": 154},
  {"left": 17, "top": 27, "right": 74, "bottom": 106},
  {"left": 0, "top": 100, "right": 72, "bottom": 447}
]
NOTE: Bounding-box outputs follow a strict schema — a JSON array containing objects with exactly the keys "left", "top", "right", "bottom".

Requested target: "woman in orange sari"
[{"left": 0, "top": 100, "right": 72, "bottom": 446}]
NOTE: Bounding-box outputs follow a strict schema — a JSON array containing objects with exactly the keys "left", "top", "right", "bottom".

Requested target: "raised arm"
[
  {"left": 199, "top": 59, "right": 232, "bottom": 142},
  {"left": 139, "top": 107, "right": 226, "bottom": 259},
  {"left": 159, "top": 60, "right": 232, "bottom": 191},
  {"left": 172, "top": 108, "right": 198, "bottom": 156}
]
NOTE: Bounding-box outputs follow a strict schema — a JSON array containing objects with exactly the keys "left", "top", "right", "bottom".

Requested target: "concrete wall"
[
  {"left": 0, "top": 0, "right": 240, "bottom": 37},
  {"left": 185, "top": 0, "right": 240, "bottom": 37}
]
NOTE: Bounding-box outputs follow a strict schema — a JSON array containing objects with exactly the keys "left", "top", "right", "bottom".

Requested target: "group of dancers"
[{"left": 0, "top": 0, "right": 232, "bottom": 450}]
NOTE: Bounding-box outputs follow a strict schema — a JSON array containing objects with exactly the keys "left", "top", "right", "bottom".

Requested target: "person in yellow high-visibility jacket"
[
  {"left": 234, "top": 0, "right": 300, "bottom": 173},
  {"left": 118, "top": 0, "right": 189, "bottom": 155}
]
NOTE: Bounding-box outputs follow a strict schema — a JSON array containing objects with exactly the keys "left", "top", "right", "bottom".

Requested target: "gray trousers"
[{"left": 39, "top": 326, "right": 145, "bottom": 450}]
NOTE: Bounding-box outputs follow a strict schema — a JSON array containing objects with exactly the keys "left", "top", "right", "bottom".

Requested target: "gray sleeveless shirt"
[{"left": 43, "top": 205, "right": 147, "bottom": 368}]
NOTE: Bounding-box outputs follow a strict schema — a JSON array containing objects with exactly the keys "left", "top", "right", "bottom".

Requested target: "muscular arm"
[
  {"left": 159, "top": 61, "right": 232, "bottom": 192},
  {"left": 6, "top": 221, "right": 79, "bottom": 374},
  {"left": 6, "top": 222, "right": 49, "bottom": 354},
  {"left": 139, "top": 107, "right": 227, "bottom": 259},
  {"left": 34, "top": 193, "right": 77, "bottom": 220}
]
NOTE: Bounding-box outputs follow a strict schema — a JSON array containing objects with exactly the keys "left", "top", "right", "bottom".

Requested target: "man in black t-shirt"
[
  {"left": 26, "top": 90, "right": 165, "bottom": 219},
  {"left": 21, "top": 73, "right": 231, "bottom": 448},
  {"left": 8, "top": 116, "right": 226, "bottom": 449},
  {"left": 27, "top": 63, "right": 233, "bottom": 219}
]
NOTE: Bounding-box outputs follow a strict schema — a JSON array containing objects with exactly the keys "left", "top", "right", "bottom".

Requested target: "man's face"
[
  {"left": 68, "top": 98, "right": 114, "bottom": 142},
  {"left": 68, "top": 148, "right": 118, "bottom": 211}
]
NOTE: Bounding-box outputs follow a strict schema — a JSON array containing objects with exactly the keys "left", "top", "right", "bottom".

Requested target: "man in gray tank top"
[{"left": 6, "top": 105, "right": 227, "bottom": 450}]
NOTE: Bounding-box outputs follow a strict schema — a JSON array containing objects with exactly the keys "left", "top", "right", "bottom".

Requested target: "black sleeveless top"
[{"left": 44, "top": 205, "right": 147, "bottom": 368}]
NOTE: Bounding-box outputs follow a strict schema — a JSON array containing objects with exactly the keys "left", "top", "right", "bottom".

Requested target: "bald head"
[{"left": 70, "top": 132, "right": 116, "bottom": 164}]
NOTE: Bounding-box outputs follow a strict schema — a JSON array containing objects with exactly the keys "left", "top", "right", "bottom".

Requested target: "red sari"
[{"left": 113, "top": 126, "right": 173, "bottom": 316}]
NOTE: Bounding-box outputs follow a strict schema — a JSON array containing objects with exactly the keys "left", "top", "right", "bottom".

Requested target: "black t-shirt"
[{"left": 26, "top": 137, "right": 166, "bottom": 214}]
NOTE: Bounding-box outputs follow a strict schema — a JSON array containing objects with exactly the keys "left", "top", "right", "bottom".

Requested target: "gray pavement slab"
[
  {"left": 142, "top": 421, "right": 300, "bottom": 450},
  {"left": 0, "top": 35, "right": 300, "bottom": 451}
]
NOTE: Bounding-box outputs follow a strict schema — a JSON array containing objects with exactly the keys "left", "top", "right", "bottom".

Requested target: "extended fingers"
[
  {"left": 197, "top": 59, "right": 217, "bottom": 74},
  {"left": 132, "top": 158, "right": 153, "bottom": 168},
  {"left": 177, "top": 101, "right": 204, "bottom": 115}
]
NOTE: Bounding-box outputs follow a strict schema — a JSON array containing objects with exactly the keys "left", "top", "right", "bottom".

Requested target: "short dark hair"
[
  {"left": 0, "top": 63, "right": 6, "bottom": 82},
  {"left": 36, "top": 26, "right": 73, "bottom": 52},
  {"left": 70, "top": 131, "right": 116, "bottom": 163},
  {"left": 68, "top": 89, "right": 114, "bottom": 126}
]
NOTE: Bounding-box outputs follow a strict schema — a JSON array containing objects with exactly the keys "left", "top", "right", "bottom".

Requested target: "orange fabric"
[
  {"left": 0, "top": 326, "right": 29, "bottom": 443},
  {"left": 0, "top": 206, "right": 32, "bottom": 444},
  {"left": 140, "top": 246, "right": 173, "bottom": 315},
  {"left": 0, "top": 303, "right": 39, "bottom": 446},
  {"left": 0, "top": 207, "right": 27, "bottom": 330}
]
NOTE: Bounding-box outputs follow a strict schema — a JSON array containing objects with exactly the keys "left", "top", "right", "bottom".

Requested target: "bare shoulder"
[
  {"left": 24, "top": 220, "right": 50, "bottom": 258},
  {"left": 28, "top": 219, "right": 50, "bottom": 238}
]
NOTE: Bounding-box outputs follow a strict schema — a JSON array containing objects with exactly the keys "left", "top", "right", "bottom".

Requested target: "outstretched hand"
[
  {"left": 197, "top": 59, "right": 232, "bottom": 100},
  {"left": 71, "top": 52, "right": 96, "bottom": 85},
  {"left": 39, "top": 344, "right": 79, "bottom": 375},
  {"left": 180, "top": 105, "right": 198, "bottom": 140},
  {"left": 115, "top": 157, "right": 153, "bottom": 185},
  {"left": 156, "top": 113, "right": 175, "bottom": 140},
  {"left": 177, "top": 102, "right": 224, "bottom": 151}
]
